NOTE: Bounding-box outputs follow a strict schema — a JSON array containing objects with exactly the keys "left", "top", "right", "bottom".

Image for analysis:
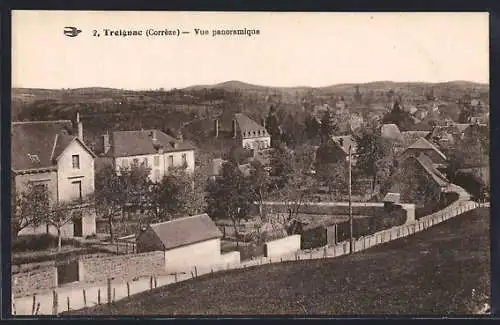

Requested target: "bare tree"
[{"left": 12, "top": 184, "right": 49, "bottom": 238}]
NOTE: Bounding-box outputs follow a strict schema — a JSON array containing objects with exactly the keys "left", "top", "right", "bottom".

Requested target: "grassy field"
[{"left": 68, "top": 208, "right": 490, "bottom": 316}]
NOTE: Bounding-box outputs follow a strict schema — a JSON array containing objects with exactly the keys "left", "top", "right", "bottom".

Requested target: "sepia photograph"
[{"left": 10, "top": 11, "right": 490, "bottom": 316}]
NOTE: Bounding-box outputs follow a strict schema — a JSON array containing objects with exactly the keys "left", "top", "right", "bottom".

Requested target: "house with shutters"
[
  {"left": 12, "top": 114, "right": 97, "bottom": 238},
  {"left": 98, "top": 129, "right": 196, "bottom": 182},
  {"left": 214, "top": 112, "right": 271, "bottom": 151}
]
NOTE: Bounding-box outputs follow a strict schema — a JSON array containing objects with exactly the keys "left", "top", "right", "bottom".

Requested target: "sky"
[{"left": 12, "top": 11, "right": 489, "bottom": 90}]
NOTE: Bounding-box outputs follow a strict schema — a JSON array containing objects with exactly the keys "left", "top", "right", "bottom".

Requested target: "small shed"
[
  {"left": 383, "top": 192, "right": 401, "bottom": 210},
  {"left": 136, "top": 214, "right": 223, "bottom": 272}
]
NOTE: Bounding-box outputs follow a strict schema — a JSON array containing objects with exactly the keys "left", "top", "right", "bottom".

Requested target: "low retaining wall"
[
  {"left": 264, "top": 235, "right": 301, "bottom": 258},
  {"left": 220, "top": 251, "right": 241, "bottom": 267},
  {"left": 12, "top": 266, "right": 57, "bottom": 298},
  {"left": 79, "top": 251, "right": 166, "bottom": 284}
]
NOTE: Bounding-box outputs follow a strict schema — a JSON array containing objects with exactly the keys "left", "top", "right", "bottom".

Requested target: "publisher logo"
[{"left": 64, "top": 27, "right": 82, "bottom": 37}]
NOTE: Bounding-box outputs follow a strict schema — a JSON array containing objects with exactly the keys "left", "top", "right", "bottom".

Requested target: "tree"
[
  {"left": 382, "top": 100, "right": 414, "bottom": 131},
  {"left": 315, "top": 139, "right": 348, "bottom": 198},
  {"left": 248, "top": 160, "right": 272, "bottom": 220},
  {"left": 45, "top": 198, "right": 93, "bottom": 251},
  {"left": 12, "top": 184, "right": 50, "bottom": 238},
  {"left": 265, "top": 105, "right": 281, "bottom": 147},
  {"left": 319, "top": 110, "right": 336, "bottom": 142},
  {"left": 94, "top": 164, "right": 151, "bottom": 242},
  {"left": 355, "top": 128, "right": 395, "bottom": 192},
  {"left": 269, "top": 142, "right": 294, "bottom": 189},
  {"left": 206, "top": 160, "right": 253, "bottom": 247},
  {"left": 147, "top": 167, "right": 205, "bottom": 222},
  {"left": 270, "top": 154, "right": 317, "bottom": 235},
  {"left": 304, "top": 113, "right": 321, "bottom": 142}
]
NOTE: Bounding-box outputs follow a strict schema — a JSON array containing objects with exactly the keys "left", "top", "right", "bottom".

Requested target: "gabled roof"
[
  {"left": 407, "top": 137, "right": 447, "bottom": 161},
  {"left": 401, "top": 131, "right": 430, "bottom": 147},
  {"left": 148, "top": 214, "right": 222, "bottom": 250},
  {"left": 12, "top": 120, "right": 76, "bottom": 171},
  {"left": 415, "top": 153, "right": 449, "bottom": 187},
  {"left": 331, "top": 135, "right": 357, "bottom": 155},
  {"left": 381, "top": 123, "right": 402, "bottom": 140},
  {"left": 233, "top": 113, "right": 269, "bottom": 139},
  {"left": 110, "top": 129, "right": 196, "bottom": 157}
]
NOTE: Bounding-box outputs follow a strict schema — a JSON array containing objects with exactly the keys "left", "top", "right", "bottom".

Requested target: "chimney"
[
  {"left": 152, "top": 130, "right": 157, "bottom": 142},
  {"left": 214, "top": 119, "right": 219, "bottom": 138},
  {"left": 232, "top": 119, "right": 237, "bottom": 138},
  {"left": 177, "top": 131, "right": 184, "bottom": 142},
  {"left": 339, "top": 138, "right": 344, "bottom": 146},
  {"left": 77, "top": 112, "right": 83, "bottom": 141},
  {"left": 103, "top": 132, "right": 110, "bottom": 154},
  {"left": 262, "top": 118, "right": 266, "bottom": 129}
]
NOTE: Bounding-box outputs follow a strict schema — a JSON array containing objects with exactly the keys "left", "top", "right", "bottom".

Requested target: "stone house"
[
  {"left": 398, "top": 137, "right": 447, "bottom": 167},
  {"left": 215, "top": 112, "right": 271, "bottom": 151},
  {"left": 98, "top": 129, "right": 196, "bottom": 183},
  {"left": 12, "top": 114, "right": 97, "bottom": 238}
]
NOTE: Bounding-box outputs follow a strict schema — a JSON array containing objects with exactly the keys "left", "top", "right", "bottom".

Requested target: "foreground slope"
[{"left": 69, "top": 208, "right": 490, "bottom": 316}]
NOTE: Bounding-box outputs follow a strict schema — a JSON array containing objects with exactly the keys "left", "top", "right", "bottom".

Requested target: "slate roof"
[
  {"left": 12, "top": 120, "right": 95, "bottom": 171},
  {"left": 401, "top": 131, "right": 430, "bottom": 147},
  {"left": 407, "top": 137, "right": 447, "bottom": 161},
  {"left": 331, "top": 135, "right": 357, "bottom": 155},
  {"left": 415, "top": 153, "right": 449, "bottom": 187},
  {"left": 110, "top": 129, "right": 195, "bottom": 157},
  {"left": 381, "top": 123, "right": 402, "bottom": 140},
  {"left": 383, "top": 192, "right": 401, "bottom": 204},
  {"left": 218, "top": 112, "right": 269, "bottom": 139},
  {"left": 148, "top": 214, "right": 222, "bottom": 250},
  {"left": 233, "top": 113, "right": 269, "bottom": 139}
]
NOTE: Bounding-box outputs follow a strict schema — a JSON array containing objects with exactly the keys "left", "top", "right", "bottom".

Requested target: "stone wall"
[
  {"left": 12, "top": 266, "right": 57, "bottom": 298},
  {"left": 79, "top": 251, "right": 165, "bottom": 284},
  {"left": 264, "top": 235, "right": 301, "bottom": 258}
]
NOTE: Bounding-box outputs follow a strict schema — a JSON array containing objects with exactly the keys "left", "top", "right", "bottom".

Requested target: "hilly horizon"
[{"left": 12, "top": 79, "right": 489, "bottom": 93}]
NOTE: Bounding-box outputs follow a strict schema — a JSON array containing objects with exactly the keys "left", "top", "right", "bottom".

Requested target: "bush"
[
  {"left": 301, "top": 227, "right": 327, "bottom": 249},
  {"left": 12, "top": 234, "right": 81, "bottom": 252}
]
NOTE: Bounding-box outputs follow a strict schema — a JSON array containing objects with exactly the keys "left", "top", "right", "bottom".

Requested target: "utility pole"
[{"left": 348, "top": 145, "right": 353, "bottom": 254}]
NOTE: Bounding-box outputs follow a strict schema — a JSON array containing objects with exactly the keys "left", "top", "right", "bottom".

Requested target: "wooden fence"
[{"left": 12, "top": 200, "right": 479, "bottom": 315}]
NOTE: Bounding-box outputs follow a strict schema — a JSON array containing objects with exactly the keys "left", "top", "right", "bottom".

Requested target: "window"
[
  {"left": 72, "top": 155, "right": 80, "bottom": 169},
  {"left": 168, "top": 155, "right": 174, "bottom": 167},
  {"left": 72, "top": 181, "right": 82, "bottom": 201},
  {"left": 133, "top": 158, "right": 139, "bottom": 166},
  {"left": 142, "top": 158, "right": 148, "bottom": 167},
  {"left": 154, "top": 156, "right": 160, "bottom": 166},
  {"left": 33, "top": 183, "right": 49, "bottom": 205},
  {"left": 181, "top": 154, "right": 187, "bottom": 167}
]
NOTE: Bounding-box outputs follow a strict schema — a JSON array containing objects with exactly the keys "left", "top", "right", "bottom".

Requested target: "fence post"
[
  {"left": 194, "top": 266, "right": 198, "bottom": 278},
  {"left": 174, "top": 273, "right": 178, "bottom": 283},
  {"left": 32, "top": 294, "right": 36, "bottom": 315},
  {"left": 150, "top": 276, "right": 154, "bottom": 289},
  {"left": 98, "top": 289, "right": 101, "bottom": 305},
  {"left": 83, "top": 289, "right": 87, "bottom": 307},
  {"left": 191, "top": 271, "right": 195, "bottom": 278},
  {"left": 35, "top": 303, "right": 40, "bottom": 315},
  {"left": 107, "top": 278, "right": 112, "bottom": 304},
  {"left": 67, "top": 296, "right": 70, "bottom": 312},
  {"left": 154, "top": 276, "right": 158, "bottom": 288},
  {"left": 116, "top": 242, "right": 119, "bottom": 254},
  {"left": 309, "top": 251, "right": 313, "bottom": 259},
  {"left": 323, "top": 246, "right": 327, "bottom": 258},
  {"left": 126, "top": 242, "right": 128, "bottom": 254},
  {"left": 52, "top": 290, "right": 58, "bottom": 315},
  {"left": 127, "top": 282, "right": 130, "bottom": 298}
]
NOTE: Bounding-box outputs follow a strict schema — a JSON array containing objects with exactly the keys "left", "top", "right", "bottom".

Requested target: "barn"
[{"left": 136, "top": 214, "right": 225, "bottom": 273}]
